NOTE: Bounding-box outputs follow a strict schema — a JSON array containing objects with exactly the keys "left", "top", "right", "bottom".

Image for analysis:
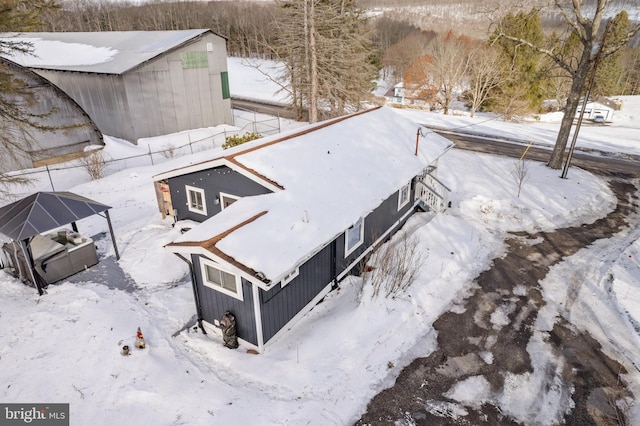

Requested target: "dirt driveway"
[{"left": 357, "top": 179, "right": 639, "bottom": 425}]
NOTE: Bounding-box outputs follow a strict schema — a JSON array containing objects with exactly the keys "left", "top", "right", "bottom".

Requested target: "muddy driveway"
[{"left": 357, "top": 179, "right": 639, "bottom": 425}]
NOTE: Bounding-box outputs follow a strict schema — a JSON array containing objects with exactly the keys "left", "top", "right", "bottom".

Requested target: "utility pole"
[{"left": 561, "top": 21, "right": 611, "bottom": 179}]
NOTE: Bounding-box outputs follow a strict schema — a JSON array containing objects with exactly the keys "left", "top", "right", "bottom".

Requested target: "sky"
[{"left": 0, "top": 57, "right": 639, "bottom": 425}]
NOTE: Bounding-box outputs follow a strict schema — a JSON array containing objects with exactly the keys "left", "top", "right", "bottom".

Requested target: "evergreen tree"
[
  {"left": 490, "top": 10, "right": 547, "bottom": 116},
  {"left": 593, "top": 11, "right": 631, "bottom": 97},
  {"left": 273, "top": 0, "right": 378, "bottom": 123},
  {"left": 0, "top": 0, "right": 60, "bottom": 196},
  {"left": 494, "top": 1, "right": 640, "bottom": 169}
]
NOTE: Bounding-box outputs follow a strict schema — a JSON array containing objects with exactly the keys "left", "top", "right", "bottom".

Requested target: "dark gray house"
[
  {"left": 3, "top": 30, "right": 232, "bottom": 142},
  {"left": 153, "top": 107, "right": 453, "bottom": 352},
  {"left": 0, "top": 57, "right": 103, "bottom": 172}
]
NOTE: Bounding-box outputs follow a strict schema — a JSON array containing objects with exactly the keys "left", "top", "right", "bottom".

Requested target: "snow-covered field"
[{"left": 0, "top": 59, "right": 639, "bottom": 425}]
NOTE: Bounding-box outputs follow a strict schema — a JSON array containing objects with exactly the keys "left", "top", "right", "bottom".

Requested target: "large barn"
[
  {"left": 0, "top": 57, "right": 103, "bottom": 173},
  {"left": 3, "top": 30, "right": 233, "bottom": 142}
]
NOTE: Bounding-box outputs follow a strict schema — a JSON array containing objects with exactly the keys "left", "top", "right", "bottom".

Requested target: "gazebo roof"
[{"left": 0, "top": 192, "right": 111, "bottom": 241}]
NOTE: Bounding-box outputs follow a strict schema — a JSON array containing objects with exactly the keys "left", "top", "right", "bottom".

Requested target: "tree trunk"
[
  {"left": 308, "top": 0, "right": 318, "bottom": 124},
  {"left": 547, "top": 48, "right": 593, "bottom": 169}
]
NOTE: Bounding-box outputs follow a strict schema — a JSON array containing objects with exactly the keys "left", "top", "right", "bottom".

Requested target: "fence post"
[
  {"left": 46, "top": 165, "right": 55, "bottom": 191},
  {"left": 148, "top": 145, "right": 154, "bottom": 166}
]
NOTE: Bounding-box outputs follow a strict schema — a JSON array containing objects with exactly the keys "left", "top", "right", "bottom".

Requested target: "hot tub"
[{"left": 30, "top": 230, "right": 99, "bottom": 284}]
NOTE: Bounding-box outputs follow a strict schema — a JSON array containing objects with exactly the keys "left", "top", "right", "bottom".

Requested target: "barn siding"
[
  {"left": 192, "top": 254, "right": 258, "bottom": 345},
  {"left": 37, "top": 70, "right": 136, "bottom": 142},
  {"left": 0, "top": 59, "right": 103, "bottom": 172},
  {"left": 29, "top": 32, "right": 231, "bottom": 142},
  {"left": 168, "top": 165, "right": 272, "bottom": 222}
]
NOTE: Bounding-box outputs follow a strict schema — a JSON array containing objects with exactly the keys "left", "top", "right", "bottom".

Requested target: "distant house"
[
  {"left": 2, "top": 30, "right": 232, "bottom": 142},
  {"left": 576, "top": 100, "right": 614, "bottom": 121},
  {"left": 0, "top": 57, "right": 103, "bottom": 173},
  {"left": 153, "top": 107, "right": 453, "bottom": 352},
  {"left": 384, "top": 82, "right": 431, "bottom": 108}
]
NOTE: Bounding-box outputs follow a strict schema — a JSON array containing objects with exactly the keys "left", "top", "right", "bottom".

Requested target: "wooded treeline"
[{"left": 38, "top": 0, "right": 640, "bottom": 102}]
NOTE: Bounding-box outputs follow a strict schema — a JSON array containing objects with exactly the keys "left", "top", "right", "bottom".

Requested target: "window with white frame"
[
  {"left": 280, "top": 267, "right": 299, "bottom": 288},
  {"left": 186, "top": 185, "right": 207, "bottom": 215},
  {"left": 345, "top": 217, "right": 364, "bottom": 256},
  {"left": 398, "top": 182, "right": 411, "bottom": 210},
  {"left": 220, "top": 192, "right": 240, "bottom": 210},
  {"left": 200, "top": 258, "right": 243, "bottom": 301}
]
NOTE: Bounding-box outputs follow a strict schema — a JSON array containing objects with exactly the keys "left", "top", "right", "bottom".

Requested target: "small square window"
[
  {"left": 201, "top": 258, "right": 243, "bottom": 301},
  {"left": 281, "top": 267, "right": 299, "bottom": 288},
  {"left": 398, "top": 182, "right": 411, "bottom": 210},
  {"left": 186, "top": 185, "right": 207, "bottom": 215},
  {"left": 345, "top": 217, "right": 364, "bottom": 257},
  {"left": 220, "top": 192, "right": 240, "bottom": 210}
]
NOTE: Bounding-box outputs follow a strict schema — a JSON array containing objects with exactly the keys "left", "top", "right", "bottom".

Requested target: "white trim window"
[
  {"left": 280, "top": 267, "right": 299, "bottom": 288},
  {"left": 220, "top": 192, "right": 240, "bottom": 210},
  {"left": 200, "top": 258, "right": 243, "bottom": 301},
  {"left": 186, "top": 185, "right": 207, "bottom": 215},
  {"left": 398, "top": 181, "right": 411, "bottom": 210},
  {"left": 345, "top": 217, "right": 364, "bottom": 257}
]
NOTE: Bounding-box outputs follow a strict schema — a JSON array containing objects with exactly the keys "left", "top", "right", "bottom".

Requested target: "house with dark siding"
[{"left": 153, "top": 107, "right": 453, "bottom": 352}]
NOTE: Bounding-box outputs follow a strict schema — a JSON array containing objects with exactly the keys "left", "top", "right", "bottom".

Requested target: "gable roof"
[
  {"left": 165, "top": 107, "right": 453, "bottom": 286},
  {"left": 0, "top": 29, "right": 217, "bottom": 74},
  {"left": 0, "top": 192, "right": 111, "bottom": 241}
]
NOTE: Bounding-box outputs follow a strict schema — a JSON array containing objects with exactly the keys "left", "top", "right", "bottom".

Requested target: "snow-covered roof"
[
  {"left": 165, "top": 107, "right": 453, "bottom": 286},
  {"left": 0, "top": 30, "right": 216, "bottom": 74}
]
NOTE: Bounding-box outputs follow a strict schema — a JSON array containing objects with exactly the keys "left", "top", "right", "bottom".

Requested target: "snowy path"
[{"left": 357, "top": 179, "right": 640, "bottom": 425}]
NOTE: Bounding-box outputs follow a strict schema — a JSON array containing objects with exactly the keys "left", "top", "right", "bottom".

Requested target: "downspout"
[
  {"left": 174, "top": 253, "right": 206, "bottom": 334},
  {"left": 331, "top": 239, "right": 338, "bottom": 289}
]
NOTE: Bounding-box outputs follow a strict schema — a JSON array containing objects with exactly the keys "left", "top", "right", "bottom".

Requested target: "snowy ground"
[{"left": 0, "top": 60, "right": 639, "bottom": 425}]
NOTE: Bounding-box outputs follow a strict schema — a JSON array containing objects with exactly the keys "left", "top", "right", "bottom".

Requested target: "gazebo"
[{"left": 0, "top": 191, "right": 119, "bottom": 295}]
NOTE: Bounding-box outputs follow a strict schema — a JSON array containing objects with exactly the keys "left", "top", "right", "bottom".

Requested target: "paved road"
[
  {"left": 231, "top": 98, "right": 639, "bottom": 178},
  {"left": 432, "top": 129, "right": 640, "bottom": 179}
]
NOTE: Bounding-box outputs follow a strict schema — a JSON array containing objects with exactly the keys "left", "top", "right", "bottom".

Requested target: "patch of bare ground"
[{"left": 356, "top": 179, "right": 638, "bottom": 425}]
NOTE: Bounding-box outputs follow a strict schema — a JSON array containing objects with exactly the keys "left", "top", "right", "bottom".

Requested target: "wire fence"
[{"left": 6, "top": 109, "right": 282, "bottom": 192}]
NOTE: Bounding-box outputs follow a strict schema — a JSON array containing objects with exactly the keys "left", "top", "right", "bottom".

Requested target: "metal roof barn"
[
  {"left": 0, "top": 57, "right": 103, "bottom": 173},
  {"left": 2, "top": 30, "right": 233, "bottom": 142}
]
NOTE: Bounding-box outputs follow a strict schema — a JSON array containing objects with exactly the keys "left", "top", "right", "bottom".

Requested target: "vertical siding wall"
[
  {"left": 259, "top": 183, "right": 416, "bottom": 343},
  {"left": 32, "top": 34, "right": 232, "bottom": 142},
  {"left": 336, "top": 181, "right": 416, "bottom": 273},
  {"left": 260, "top": 243, "right": 334, "bottom": 342},
  {"left": 168, "top": 165, "right": 272, "bottom": 222},
  {"left": 0, "top": 62, "right": 103, "bottom": 171},
  {"left": 36, "top": 70, "right": 136, "bottom": 142},
  {"left": 192, "top": 254, "right": 258, "bottom": 345},
  {"left": 128, "top": 35, "right": 232, "bottom": 141}
]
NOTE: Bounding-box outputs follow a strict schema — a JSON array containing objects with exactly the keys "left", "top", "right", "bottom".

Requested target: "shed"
[
  {"left": 576, "top": 101, "right": 614, "bottom": 121},
  {"left": 2, "top": 30, "right": 233, "bottom": 142},
  {"left": 0, "top": 57, "right": 103, "bottom": 173},
  {"left": 154, "top": 107, "right": 454, "bottom": 352},
  {"left": 0, "top": 191, "right": 119, "bottom": 295}
]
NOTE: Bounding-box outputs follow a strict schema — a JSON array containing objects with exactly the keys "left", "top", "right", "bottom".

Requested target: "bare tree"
[
  {"left": 467, "top": 43, "right": 507, "bottom": 117},
  {"left": 511, "top": 158, "right": 530, "bottom": 198},
  {"left": 360, "top": 231, "right": 425, "bottom": 300},
  {"left": 493, "top": 1, "right": 640, "bottom": 169},
  {"left": 425, "top": 30, "right": 473, "bottom": 115}
]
